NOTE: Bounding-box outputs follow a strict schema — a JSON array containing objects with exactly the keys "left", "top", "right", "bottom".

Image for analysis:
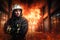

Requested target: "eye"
[{"left": 15, "top": 11, "right": 17, "bottom": 13}]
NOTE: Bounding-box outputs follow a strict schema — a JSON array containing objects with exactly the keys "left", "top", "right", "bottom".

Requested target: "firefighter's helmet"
[{"left": 12, "top": 4, "right": 22, "bottom": 11}]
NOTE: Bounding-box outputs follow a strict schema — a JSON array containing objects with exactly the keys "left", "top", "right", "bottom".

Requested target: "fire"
[
  {"left": 23, "top": 8, "right": 41, "bottom": 33},
  {"left": 11, "top": 0, "right": 44, "bottom": 33}
]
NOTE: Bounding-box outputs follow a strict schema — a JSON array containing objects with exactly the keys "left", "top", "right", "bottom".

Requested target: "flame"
[
  {"left": 11, "top": 0, "right": 43, "bottom": 33},
  {"left": 23, "top": 8, "right": 41, "bottom": 33}
]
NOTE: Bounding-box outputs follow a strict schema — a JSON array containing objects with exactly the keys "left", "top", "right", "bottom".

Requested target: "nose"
[{"left": 17, "top": 10, "right": 20, "bottom": 13}]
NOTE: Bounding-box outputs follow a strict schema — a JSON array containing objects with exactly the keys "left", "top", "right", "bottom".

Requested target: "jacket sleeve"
[
  {"left": 4, "top": 19, "right": 11, "bottom": 34},
  {"left": 20, "top": 18, "right": 28, "bottom": 37}
]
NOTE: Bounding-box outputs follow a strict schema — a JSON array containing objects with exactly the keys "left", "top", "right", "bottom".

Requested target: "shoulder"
[
  {"left": 21, "top": 17, "right": 28, "bottom": 22},
  {"left": 21, "top": 17, "right": 28, "bottom": 24}
]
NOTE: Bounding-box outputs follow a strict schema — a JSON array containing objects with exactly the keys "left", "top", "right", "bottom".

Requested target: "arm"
[
  {"left": 20, "top": 18, "right": 28, "bottom": 37},
  {"left": 4, "top": 19, "right": 11, "bottom": 34}
]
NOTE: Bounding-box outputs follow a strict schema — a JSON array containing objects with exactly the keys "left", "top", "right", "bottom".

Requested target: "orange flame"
[
  {"left": 23, "top": 8, "right": 41, "bottom": 33},
  {"left": 11, "top": 0, "right": 44, "bottom": 33}
]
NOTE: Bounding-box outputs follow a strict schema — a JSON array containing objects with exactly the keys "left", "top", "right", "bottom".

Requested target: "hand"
[{"left": 7, "top": 25, "right": 11, "bottom": 33}]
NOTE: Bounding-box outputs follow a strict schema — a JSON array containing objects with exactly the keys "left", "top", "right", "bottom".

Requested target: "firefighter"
[{"left": 4, "top": 4, "right": 28, "bottom": 40}]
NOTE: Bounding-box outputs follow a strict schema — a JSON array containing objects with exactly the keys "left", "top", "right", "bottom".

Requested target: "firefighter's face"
[{"left": 14, "top": 10, "right": 21, "bottom": 17}]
